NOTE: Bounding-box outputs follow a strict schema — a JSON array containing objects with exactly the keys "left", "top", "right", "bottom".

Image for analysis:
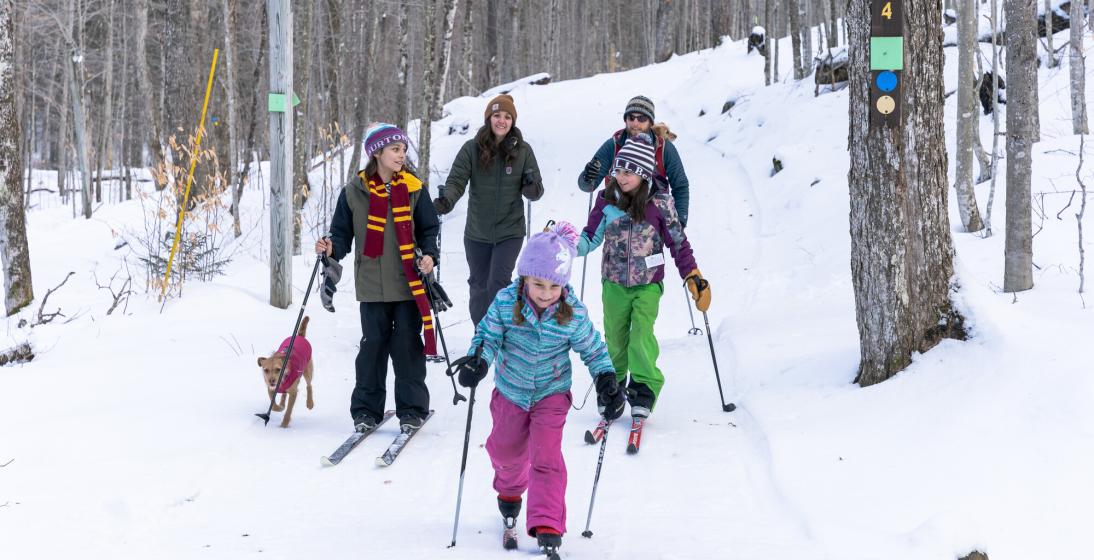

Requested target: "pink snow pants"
[{"left": 485, "top": 388, "right": 572, "bottom": 536}]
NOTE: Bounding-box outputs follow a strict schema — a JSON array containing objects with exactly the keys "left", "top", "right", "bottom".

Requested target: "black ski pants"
[
  {"left": 350, "top": 301, "right": 430, "bottom": 424},
  {"left": 464, "top": 236, "right": 524, "bottom": 328}
]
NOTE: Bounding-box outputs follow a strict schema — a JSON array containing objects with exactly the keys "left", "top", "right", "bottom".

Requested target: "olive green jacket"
[{"left": 439, "top": 136, "right": 541, "bottom": 243}]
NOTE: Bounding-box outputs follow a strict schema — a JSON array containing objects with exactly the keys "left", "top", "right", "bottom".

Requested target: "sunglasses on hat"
[{"left": 625, "top": 113, "right": 650, "bottom": 123}]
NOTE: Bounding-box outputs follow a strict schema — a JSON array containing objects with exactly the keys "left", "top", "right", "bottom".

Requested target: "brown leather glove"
[{"left": 685, "top": 269, "right": 711, "bottom": 312}]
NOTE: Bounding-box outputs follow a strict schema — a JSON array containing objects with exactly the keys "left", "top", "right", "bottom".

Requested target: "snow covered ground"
[{"left": 2, "top": 29, "right": 1092, "bottom": 560}]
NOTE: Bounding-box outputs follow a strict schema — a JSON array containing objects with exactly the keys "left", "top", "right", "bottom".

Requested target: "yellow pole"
[{"left": 160, "top": 49, "right": 220, "bottom": 303}]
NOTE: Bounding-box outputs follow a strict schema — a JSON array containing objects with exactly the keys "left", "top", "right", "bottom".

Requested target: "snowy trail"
[{"left": 7, "top": 32, "right": 1093, "bottom": 560}]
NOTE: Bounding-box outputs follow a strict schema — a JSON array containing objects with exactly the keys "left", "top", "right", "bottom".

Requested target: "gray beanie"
[{"left": 623, "top": 95, "right": 655, "bottom": 122}]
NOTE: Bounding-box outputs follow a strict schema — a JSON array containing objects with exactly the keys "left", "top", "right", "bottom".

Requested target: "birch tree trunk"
[
  {"left": 95, "top": 0, "right": 116, "bottom": 205},
  {"left": 221, "top": 0, "right": 241, "bottom": 235},
  {"left": 1004, "top": 0, "right": 1036, "bottom": 292},
  {"left": 396, "top": 3, "right": 409, "bottom": 129},
  {"left": 955, "top": 0, "right": 984, "bottom": 232},
  {"left": 848, "top": 0, "right": 962, "bottom": 386},
  {"left": 1029, "top": 0, "right": 1040, "bottom": 143},
  {"left": 1070, "top": 0, "right": 1088, "bottom": 134},
  {"left": 462, "top": 0, "right": 473, "bottom": 95},
  {"left": 765, "top": 0, "right": 774, "bottom": 85},
  {"left": 802, "top": 1, "right": 814, "bottom": 76},
  {"left": 0, "top": 0, "right": 32, "bottom": 315},
  {"left": 1044, "top": 0, "right": 1054, "bottom": 67},
  {"left": 419, "top": 0, "right": 459, "bottom": 188},
  {"left": 985, "top": 0, "right": 1003, "bottom": 235},
  {"left": 68, "top": 49, "right": 91, "bottom": 219},
  {"left": 433, "top": 0, "right": 459, "bottom": 118},
  {"left": 789, "top": 0, "right": 803, "bottom": 80}
]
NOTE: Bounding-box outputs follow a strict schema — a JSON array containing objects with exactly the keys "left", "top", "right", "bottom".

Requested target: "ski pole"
[
  {"left": 448, "top": 344, "right": 484, "bottom": 547},
  {"left": 581, "top": 419, "right": 612, "bottom": 538},
  {"left": 579, "top": 191, "right": 593, "bottom": 300},
  {"left": 432, "top": 303, "right": 465, "bottom": 405},
  {"left": 256, "top": 254, "right": 323, "bottom": 426},
  {"left": 691, "top": 277, "right": 736, "bottom": 413},
  {"left": 684, "top": 287, "right": 703, "bottom": 335},
  {"left": 526, "top": 199, "right": 532, "bottom": 240},
  {"left": 436, "top": 186, "right": 444, "bottom": 283},
  {"left": 419, "top": 254, "right": 465, "bottom": 404}
]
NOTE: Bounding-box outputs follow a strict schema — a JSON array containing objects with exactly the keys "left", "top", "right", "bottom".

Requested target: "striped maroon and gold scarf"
[{"left": 359, "top": 170, "right": 436, "bottom": 356}]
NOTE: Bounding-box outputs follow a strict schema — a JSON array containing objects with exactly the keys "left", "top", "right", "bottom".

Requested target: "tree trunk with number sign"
[{"left": 848, "top": 0, "right": 964, "bottom": 387}]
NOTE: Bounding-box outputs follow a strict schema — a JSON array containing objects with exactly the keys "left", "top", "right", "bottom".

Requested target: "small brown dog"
[{"left": 257, "top": 316, "right": 315, "bottom": 428}]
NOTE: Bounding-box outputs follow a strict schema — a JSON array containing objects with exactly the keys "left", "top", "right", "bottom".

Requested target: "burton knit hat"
[
  {"left": 484, "top": 94, "right": 518, "bottom": 123},
  {"left": 364, "top": 123, "right": 409, "bottom": 160},
  {"left": 614, "top": 137, "right": 656, "bottom": 182},
  {"left": 623, "top": 95, "right": 655, "bottom": 122},
  {"left": 516, "top": 221, "right": 580, "bottom": 286}
]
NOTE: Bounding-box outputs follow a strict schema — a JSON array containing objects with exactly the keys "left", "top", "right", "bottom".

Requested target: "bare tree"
[
  {"left": 418, "top": 0, "right": 458, "bottom": 188},
  {"left": 655, "top": 0, "right": 675, "bottom": 63},
  {"left": 788, "top": 0, "right": 803, "bottom": 80},
  {"left": 828, "top": 0, "right": 838, "bottom": 47},
  {"left": 955, "top": 0, "right": 984, "bottom": 232},
  {"left": 985, "top": 0, "right": 1003, "bottom": 236},
  {"left": 1004, "top": 0, "right": 1036, "bottom": 292},
  {"left": 396, "top": 2, "right": 410, "bottom": 129},
  {"left": 847, "top": 0, "right": 963, "bottom": 385},
  {"left": 220, "top": 0, "right": 240, "bottom": 235},
  {"left": 1044, "top": 0, "right": 1054, "bottom": 67},
  {"left": 1069, "top": 0, "right": 1087, "bottom": 134},
  {"left": 291, "top": 0, "right": 312, "bottom": 255},
  {"left": 0, "top": 0, "right": 33, "bottom": 315},
  {"left": 800, "top": 0, "right": 813, "bottom": 76},
  {"left": 234, "top": 2, "right": 266, "bottom": 238},
  {"left": 134, "top": 0, "right": 163, "bottom": 169},
  {"left": 1077, "top": 137, "right": 1087, "bottom": 296}
]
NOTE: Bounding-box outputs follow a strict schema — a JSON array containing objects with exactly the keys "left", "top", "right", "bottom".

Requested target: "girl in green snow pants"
[{"left": 576, "top": 137, "right": 712, "bottom": 417}]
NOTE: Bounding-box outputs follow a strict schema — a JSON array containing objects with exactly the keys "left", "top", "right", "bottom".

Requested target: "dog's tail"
[{"left": 298, "top": 316, "right": 310, "bottom": 338}]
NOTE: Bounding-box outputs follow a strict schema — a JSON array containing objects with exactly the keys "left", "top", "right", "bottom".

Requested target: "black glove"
[
  {"left": 582, "top": 159, "right": 602, "bottom": 187},
  {"left": 433, "top": 196, "right": 454, "bottom": 215},
  {"left": 521, "top": 170, "right": 544, "bottom": 201},
  {"left": 450, "top": 354, "right": 489, "bottom": 388},
  {"left": 319, "top": 255, "right": 342, "bottom": 313},
  {"left": 595, "top": 374, "right": 625, "bottom": 421},
  {"left": 426, "top": 275, "right": 452, "bottom": 312}
]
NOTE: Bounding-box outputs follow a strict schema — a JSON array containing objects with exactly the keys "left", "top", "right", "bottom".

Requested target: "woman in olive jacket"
[{"left": 433, "top": 94, "right": 544, "bottom": 327}]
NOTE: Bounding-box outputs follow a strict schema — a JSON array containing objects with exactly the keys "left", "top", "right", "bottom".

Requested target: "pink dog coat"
[{"left": 274, "top": 336, "right": 312, "bottom": 393}]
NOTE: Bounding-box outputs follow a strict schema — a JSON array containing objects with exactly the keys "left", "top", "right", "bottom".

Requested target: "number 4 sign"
[{"left": 871, "top": 0, "right": 903, "bottom": 36}]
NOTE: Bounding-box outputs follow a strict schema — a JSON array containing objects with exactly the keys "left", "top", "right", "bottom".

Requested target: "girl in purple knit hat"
[
  {"left": 449, "top": 221, "right": 624, "bottom": 557},
  {"left": 315, "top": 123, "right": 440, "bottom": 434}
]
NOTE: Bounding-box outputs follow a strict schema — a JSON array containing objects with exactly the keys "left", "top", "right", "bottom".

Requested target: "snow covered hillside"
[{"left": 2, "top": 30, "right": 1091, "bottom": 560}]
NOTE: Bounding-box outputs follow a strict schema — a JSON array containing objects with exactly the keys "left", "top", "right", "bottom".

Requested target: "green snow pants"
[{"left": 602, "top": 280, "right": 664, "bottom": 411}]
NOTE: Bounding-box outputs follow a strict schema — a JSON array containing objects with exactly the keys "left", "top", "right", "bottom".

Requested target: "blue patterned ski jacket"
[{"left": 468, "top": 280, "right": 615, "bottom": 410}]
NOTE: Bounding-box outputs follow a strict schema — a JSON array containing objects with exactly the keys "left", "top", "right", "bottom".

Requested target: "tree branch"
[{"left": 33, "top": 271, "right": 74, "bottom": 326}]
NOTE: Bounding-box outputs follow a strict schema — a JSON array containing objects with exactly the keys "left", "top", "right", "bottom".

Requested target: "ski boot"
[
  {"left": 534, "top": 526, "right": 562, "bottom": 559},
  {"left": 499, "top": 495, "right": 521, "bottom": 550}
]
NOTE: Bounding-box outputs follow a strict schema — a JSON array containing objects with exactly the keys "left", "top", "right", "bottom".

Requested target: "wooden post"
[{"left": 268, "top": 0, "right": 293, "bottom": 309}]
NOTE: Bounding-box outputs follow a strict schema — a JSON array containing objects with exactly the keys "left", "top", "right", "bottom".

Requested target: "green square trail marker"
[
  {"left": 268, "top": 93, "right": 288, "bottom": 113},
  {"left": 870, "top": 37, "right": 904, "bottom": 71}
]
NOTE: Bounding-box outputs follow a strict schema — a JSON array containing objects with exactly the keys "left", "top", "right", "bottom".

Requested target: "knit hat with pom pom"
[{"left": 516, "top": 221, "right": 579, "bottom": 286}]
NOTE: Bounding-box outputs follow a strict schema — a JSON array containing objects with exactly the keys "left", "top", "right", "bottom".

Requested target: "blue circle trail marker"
[{"left": 870, "top": 0, "right": 903, "bottom": 128}]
